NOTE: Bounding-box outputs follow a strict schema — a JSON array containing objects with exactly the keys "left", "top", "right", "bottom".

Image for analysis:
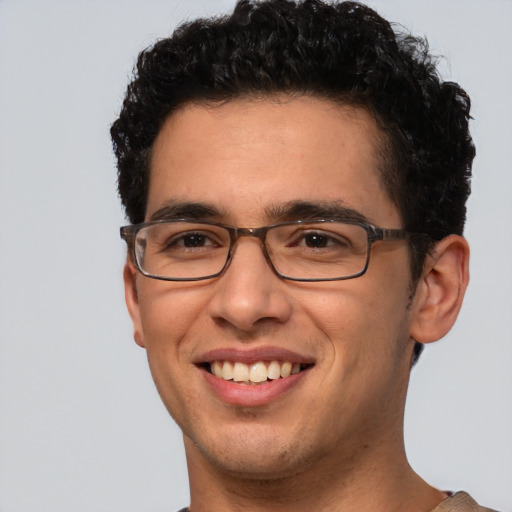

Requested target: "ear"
[
  {"left": 410, "top": 235, "right": 470, "bottom": 344},
  {"left": 123, "top": 261, "right": 146, "bottom": 348}
]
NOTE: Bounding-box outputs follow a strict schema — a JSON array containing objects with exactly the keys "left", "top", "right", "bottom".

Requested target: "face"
[{"left": 124, "top": 96, "right": 419, "bottom": 480}]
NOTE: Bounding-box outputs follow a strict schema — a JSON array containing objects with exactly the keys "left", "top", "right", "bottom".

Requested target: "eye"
[
  {"left": 301, "top": 232, "right": 338, "bottom": 248},
  {"left": 164, "top": 231, "right": 220, "bottom": 249},
  {"left": 174, "top": 232, "right": 213, "bottom": 248},
  {"left": 291, "top": 230, "right": 350, "bottom": 250}
]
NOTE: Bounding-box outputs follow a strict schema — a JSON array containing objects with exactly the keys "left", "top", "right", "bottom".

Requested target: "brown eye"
[
  {"left": 302, "top": 233, "right": 331, "bottom": 248},
  {"left": 177, "top": 233, "right": 210, "bottom": 248},
  {"left": 290, "top": 230, "right": 350, "bottom": 250}
]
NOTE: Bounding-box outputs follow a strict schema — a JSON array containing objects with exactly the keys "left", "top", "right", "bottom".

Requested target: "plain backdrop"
[{"left": 0, "top": 1, "right": 511, "bottom": 511}]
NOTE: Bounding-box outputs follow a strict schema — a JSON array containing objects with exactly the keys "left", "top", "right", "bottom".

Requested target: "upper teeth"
[{"left": 211, "top": 360, "right": 302, "bottom": 383}]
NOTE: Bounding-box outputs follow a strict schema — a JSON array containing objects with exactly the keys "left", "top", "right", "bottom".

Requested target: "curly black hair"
[{"left": 111, "top": 0, "right": 474, "bottom": 285}]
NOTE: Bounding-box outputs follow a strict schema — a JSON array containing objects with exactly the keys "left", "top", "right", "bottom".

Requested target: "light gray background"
[{"left": 0, "top": 1, "right": 511, "bottom": 511}]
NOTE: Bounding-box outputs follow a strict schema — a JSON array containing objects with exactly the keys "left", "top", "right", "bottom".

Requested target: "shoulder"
[{"left": 431, "top": 491, "right": 499, "bottom": 512}]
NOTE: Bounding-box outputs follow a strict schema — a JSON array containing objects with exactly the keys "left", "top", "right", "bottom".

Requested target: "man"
[{"left": 111, "top": 1, "right": 495, "bottom": 510}]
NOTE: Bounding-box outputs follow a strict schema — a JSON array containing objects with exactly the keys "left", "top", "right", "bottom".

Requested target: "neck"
[{"left": 184, "top": 429, "right": 444, "bottom": 512}]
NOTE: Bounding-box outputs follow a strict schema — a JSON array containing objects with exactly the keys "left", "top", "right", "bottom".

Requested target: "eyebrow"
[
  {"left": 265, "top": 200, "right": 371, "bottom": 224},
  {"left": 149, "top": 199, "right": 371, "bottom": 225},
  {"left": 149, "top": 200, "right": 228, "bottom": 222}
]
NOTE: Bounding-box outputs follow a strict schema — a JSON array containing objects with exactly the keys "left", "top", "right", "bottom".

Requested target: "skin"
[{"left": 124, "top": 96, "right": 469, "bottom": 511}]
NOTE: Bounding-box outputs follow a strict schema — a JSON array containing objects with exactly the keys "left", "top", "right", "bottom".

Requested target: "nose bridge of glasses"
[
  {"left": 233, "top": 226, "right": 268, "bottom": 241},
  {"left": 227, "top": 226, "right": 273, "bottom": 266}
]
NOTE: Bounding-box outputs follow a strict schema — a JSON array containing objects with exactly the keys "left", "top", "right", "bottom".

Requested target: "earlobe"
[
  {"left": 409, "top": 235, "right": 470, "bottom": 345},
  {"left": 123, "top": 261, "right": 146, "bottom": 348}
]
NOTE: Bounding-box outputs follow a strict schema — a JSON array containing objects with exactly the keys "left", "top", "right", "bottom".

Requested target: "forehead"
[{"left": 148, "top": 96, "right": 399, "bottom": 226}]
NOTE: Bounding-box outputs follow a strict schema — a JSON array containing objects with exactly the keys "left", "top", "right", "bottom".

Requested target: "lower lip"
[{"left": 201, "top": 368, "right": 309, "bottom": 407}]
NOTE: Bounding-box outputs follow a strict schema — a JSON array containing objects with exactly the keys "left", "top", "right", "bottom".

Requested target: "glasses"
[{"left": 120, "top": 219, "right": 421, "bottom": 282}]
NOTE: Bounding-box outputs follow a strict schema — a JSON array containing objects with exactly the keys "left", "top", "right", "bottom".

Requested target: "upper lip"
[{"left": 196, "top": 346, "right": 315, "bottom": 365}]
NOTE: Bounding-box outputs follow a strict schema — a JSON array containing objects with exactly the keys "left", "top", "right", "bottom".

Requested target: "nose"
[{"left": 207, "top": 237, "right": 293, "bottom": 334}]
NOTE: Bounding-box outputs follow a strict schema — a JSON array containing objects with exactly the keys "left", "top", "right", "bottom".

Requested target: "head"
[
  {"left": 111, "top": 0, "right": 474, "bottom": 282},
  {"left": 111, "top": 0, "right": 473, "bottom": 488}
]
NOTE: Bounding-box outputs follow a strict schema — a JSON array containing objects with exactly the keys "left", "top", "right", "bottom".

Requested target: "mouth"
[
  {"left": 204, "top": 360, "right": 312, "bottom": 385},
  {"left": 197, "top": 348, "right": 315, "bottom": 406}
]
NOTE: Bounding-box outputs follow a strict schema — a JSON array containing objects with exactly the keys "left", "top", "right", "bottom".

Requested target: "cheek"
[
  {"left": 136, "top": 285, "right": 215, "bottom": 399},
  {"left": 301, "top": 275, "right": 411, "bottom": 363},
  {"left": 310, "top": 280, "right": 412, "bottom": 407},
  {"left": 138, "top": 283, "right": 212, "bottom": 344},
  {"left": 136, "top": 285, "right": 213, "bottom": 418}
]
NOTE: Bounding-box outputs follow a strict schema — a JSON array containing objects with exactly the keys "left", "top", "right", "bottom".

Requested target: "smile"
[
  {"left": 198, "top": 350, "right": 314, "bottom": 406},
  {"left": 209, "top": 360, "right": 308, "bottom": 384}
]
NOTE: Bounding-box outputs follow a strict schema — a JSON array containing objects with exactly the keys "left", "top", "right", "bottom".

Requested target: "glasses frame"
[{"left": 120, "top": 218, "right": 424, "bottom": 282}]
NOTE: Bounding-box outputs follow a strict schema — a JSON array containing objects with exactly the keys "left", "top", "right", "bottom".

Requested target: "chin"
[{"left": 185, "top": 423, "right": 315, "bottom": 479}]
